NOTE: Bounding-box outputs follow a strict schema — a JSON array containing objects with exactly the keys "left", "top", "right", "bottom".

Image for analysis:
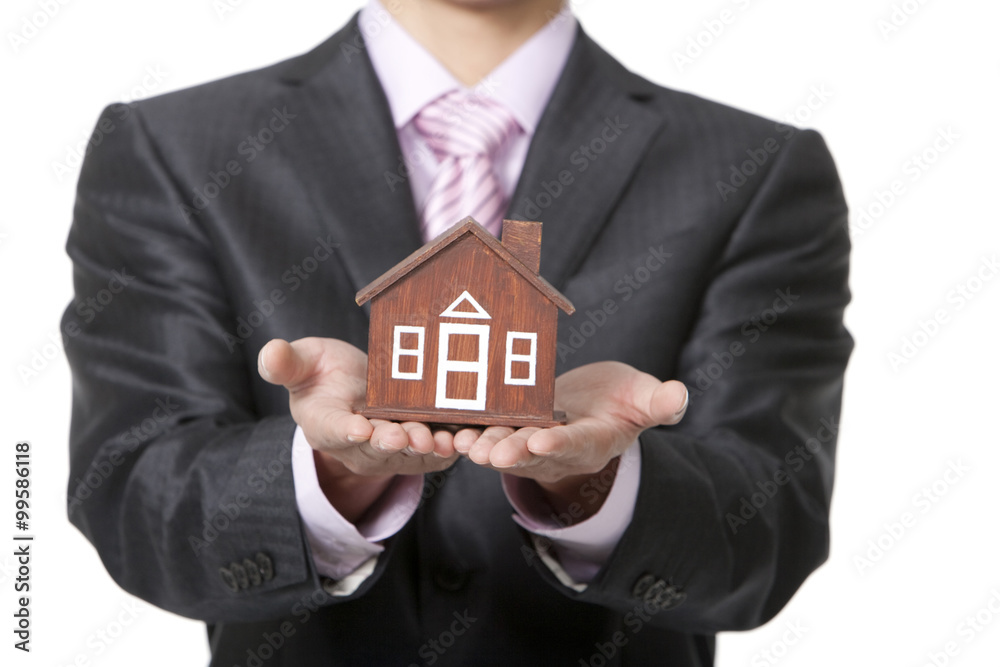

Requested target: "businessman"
[{"left": 63, "top": 0, "right": 852, "bottom": 664}]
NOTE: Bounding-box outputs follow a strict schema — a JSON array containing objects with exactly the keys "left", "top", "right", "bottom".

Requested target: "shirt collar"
[{"left": 361, "top": 0, "right": 577, "bottom": 135}]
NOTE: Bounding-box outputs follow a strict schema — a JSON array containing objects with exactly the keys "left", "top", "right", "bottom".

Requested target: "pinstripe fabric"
[{"left": 413, "top": 90, "right": 519, "bottom": 240}]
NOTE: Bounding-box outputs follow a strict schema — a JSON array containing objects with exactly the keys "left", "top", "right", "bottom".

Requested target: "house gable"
[{"left": 355, "top": 217, "right": 574, "bottom": 315}]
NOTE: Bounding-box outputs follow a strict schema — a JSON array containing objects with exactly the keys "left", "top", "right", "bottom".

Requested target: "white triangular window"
[{"left": 440, "top": 290, "right": 491, "bottom": 320}]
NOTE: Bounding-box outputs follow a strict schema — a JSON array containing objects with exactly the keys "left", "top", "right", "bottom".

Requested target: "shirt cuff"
[
  {"left": 291, "top": 425, "right": 423, "bottom": 585},
  {"left": 501, "top": 440, "right": 642, "bottom": 587}
]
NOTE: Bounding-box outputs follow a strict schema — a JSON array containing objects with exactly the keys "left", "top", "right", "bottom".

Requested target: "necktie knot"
[
  {"left": 413, "top": 91, "right": 518, "bottom": 160},
  {"left": 413, "top": 91, "right": 518, "bottom": 240}
]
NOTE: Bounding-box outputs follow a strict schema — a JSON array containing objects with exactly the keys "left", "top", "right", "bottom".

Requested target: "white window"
[
  {"left": 392, "top": 326, "right": 424, "bottom": 380},
  {"left": 436, "top": 323, "right": 490, "bottom": 410},
  {"left": 504, "top": 332, "right": 537, "bottom": 386}
]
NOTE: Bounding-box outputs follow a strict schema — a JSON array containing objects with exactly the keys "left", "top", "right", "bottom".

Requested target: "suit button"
[
  {"left": 256, "top": 552, "right": 274, "bottom": 582},
  {"left": 644, "top": 579, "right": 667, "bottom": 601},
  {"left": 654, "top": 585, "right": 686, "bottom": 611},
  {"left": 631, "top": 574, "right": 657, "bottom": 598},
  {"left": 631, "top": 574, "right": 685, "bottom": 611},
  {"left": 231, "top": 562, "right": 249, "bottom": 589},
  {"left": 244, "top": 558, "right": 262, "bottom": 586},
  {"left": 220, "top": 567, "right": 239, "bottom": 592},
  {"left": 433, "top": 568, "right": 469, "bottom": 592}
]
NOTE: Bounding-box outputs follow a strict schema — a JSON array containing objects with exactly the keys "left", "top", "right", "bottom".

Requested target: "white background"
[{"left": 1, "top": 0, "right": 998, "bottom": 665}]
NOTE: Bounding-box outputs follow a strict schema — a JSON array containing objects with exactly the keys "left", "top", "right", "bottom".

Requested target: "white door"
[{"left": 435, "top": 323, "right": 490, "bottom": 411}]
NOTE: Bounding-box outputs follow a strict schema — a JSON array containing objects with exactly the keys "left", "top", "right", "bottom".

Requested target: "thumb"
[
  {"left": 645, "top": 380, "right": 689, "bottom": 427},
  {"left": 258, "top": 338, "right": 319, "bottom": 389}
]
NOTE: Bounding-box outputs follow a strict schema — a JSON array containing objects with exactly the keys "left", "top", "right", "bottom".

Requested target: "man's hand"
[
  {"left": 453, "top": 362, "right": 688, "bottom": 522},
  {"left": 258, "top": 337, "right": 458, "bottom": 522}
]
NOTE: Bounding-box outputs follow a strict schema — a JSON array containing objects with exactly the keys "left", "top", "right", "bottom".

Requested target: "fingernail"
[
  {"left": 347, "top": 434, "right": 367, "bottom": 444},
  {"left": 257, "top": 349, "right": 271, "bottom": 382},
  {"left": 673, "top": 389, "right": 689, "bottom": 418},
  {"left": 375, "top": 440, "right": 405, "bottom": 454},
  {"left": 404, "top": 446, "right": 421, "bottom": 456}
]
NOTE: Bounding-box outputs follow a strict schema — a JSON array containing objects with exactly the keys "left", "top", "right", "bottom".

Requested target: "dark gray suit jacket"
[{"left": 63, "top": 14, "right": 852, "bottom": 667}]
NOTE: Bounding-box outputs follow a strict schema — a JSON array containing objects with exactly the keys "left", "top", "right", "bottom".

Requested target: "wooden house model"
[{"left": 356, "top": 217, "right": 575, "bottom": 427}]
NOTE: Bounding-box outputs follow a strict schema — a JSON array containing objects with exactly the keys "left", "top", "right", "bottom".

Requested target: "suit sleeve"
[
  {"left": 542, "top": 128, "right": 853, "bottom": 633},
  {"left": 62, "top": 104, "right": 347, "bottom": 623}
]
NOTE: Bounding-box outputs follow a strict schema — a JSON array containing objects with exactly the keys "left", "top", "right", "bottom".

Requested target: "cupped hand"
[
  {"left": 258, "top": 337, "right": 459, "bottom": 520},
  {"left": 453, "top": 361, "right": 688, "bottom": 516}
]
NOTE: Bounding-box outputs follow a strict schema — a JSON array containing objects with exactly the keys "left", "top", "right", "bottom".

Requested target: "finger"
[
  {"left": 525, "top": 419, "right": 614, "bottom": 461},
  {"left": 432, "top": 429, "right": 457, "bottom": 457},
  {"left": 369, "top": 420, "right": 410, "bottom": 454},
  {"left": 400, "top": 422, "right": 435, "bottom": 455},
  {"left": 467, "top": 426, "right": 515, "bottom": 466},
  {"left": 488, "top": 428, "right": 540, "bottom": 469},
  {"left": 525, "top": 424, "right": 579, "bottom": 457},
  {"left": 453, "top": 427, "right": 482, "bottom": 454},
  {"left": 315, "top": 406, "right": 375, "bottom": 450},
  {"left": 258, "top": 338, "right": 320, "bottom": 390}
]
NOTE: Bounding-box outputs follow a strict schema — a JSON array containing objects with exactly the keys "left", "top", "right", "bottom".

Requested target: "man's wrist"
[
  {"left": 534, "top": 457, "right": 620, "bottom": 525},
  {"left": 313, "top": 449, "right": 395, "bottom": 523}
]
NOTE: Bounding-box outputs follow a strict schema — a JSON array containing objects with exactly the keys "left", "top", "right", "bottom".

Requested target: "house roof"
[{"left": 355, "top": 217, "right": 575, "bottom": 314}]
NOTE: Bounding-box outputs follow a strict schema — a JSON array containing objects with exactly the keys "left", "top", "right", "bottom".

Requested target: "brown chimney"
[{"left": 500, "top": 219, "right": 542, "bottom": 274}]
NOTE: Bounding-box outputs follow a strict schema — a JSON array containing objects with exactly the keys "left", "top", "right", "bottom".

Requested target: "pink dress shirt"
[{"left": 291, "top": 0, "right": 643, "bottom": 593}]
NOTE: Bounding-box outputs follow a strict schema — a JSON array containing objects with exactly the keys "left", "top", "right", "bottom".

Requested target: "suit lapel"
[
  {"left": 277, "top": 15, "right": 424, "bottom": 295},
  {"left": 509, "top": 30, "right": 666, "bottom": 291},
  {"left": 276, "top": 20, "right": 665, "bottom": 296}
]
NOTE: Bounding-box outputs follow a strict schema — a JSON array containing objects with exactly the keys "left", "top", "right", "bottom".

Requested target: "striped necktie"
[{"left": 413, "top": 90, "right": 519, "bottom": 240}]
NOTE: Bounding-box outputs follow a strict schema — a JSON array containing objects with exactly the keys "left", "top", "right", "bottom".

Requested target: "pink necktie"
[{"left": 413, "top": 91, "right": 519, "bottom": 240}]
